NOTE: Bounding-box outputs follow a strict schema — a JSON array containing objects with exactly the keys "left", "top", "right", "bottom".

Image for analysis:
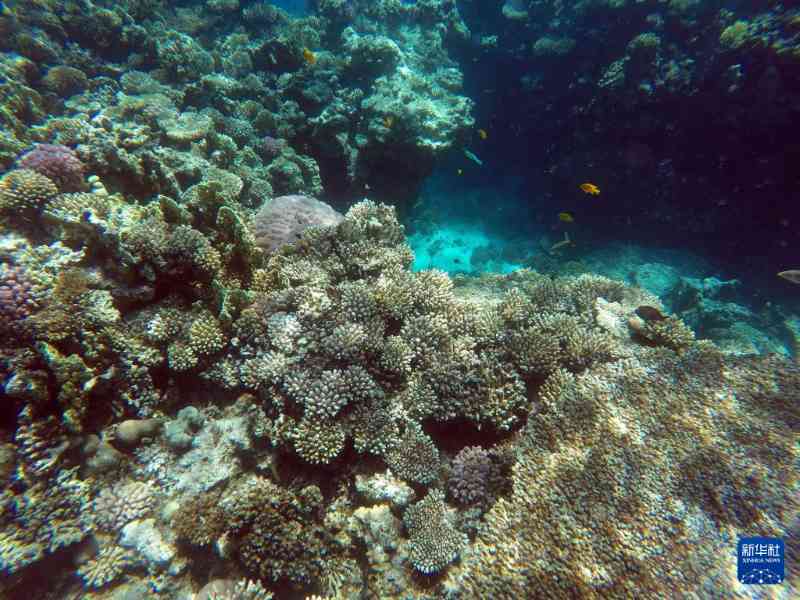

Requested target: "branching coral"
[
  {"left": 77, "top": 544, "right": 132, "bottom": 589},
  {"left": 221, "top": 476, "right": 334, "bottom": 586},
  {"left": 93, "top": 480, "right": 155, "bottom": 532},
  {"left": 0, "top": 169, "right": 59, "bottom": 222},
  {"left": 0, "top": 263, "right": 42, "bottom": 337},
  {"left": 196, "top": 578, "right": 274, "bottom": 600},
  {"left": 0, "top": 468, "right": 92, "bottom": 576},
  {"left": 448, "top": 446, "right": 501, "bottom": 506},
  {"left": 403, "top": 489, "right": 466, "bottom": 575},
  {"left": 447, "top": 347, "right": 799, "bottom": 597},
  {"left": 386, "top": 421, "right": 440, "bottom": 485},
  {"left": 291, "top": 417, "right": 347, "bottom": 464}
]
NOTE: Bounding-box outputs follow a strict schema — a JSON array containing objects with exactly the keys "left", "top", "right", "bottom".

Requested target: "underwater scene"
[{"left": 0, "top": 0, "right": 798, "bottom": 598}]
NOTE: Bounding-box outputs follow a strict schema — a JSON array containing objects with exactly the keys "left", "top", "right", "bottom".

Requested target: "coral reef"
[
  {"left": 446, "top": 350, "right": 799, "bottom": 597},
  {"left": 0, "top": 1, "right": 797, "bottom": 598}
]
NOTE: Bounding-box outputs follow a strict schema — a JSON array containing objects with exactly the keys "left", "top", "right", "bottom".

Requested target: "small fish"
[
  {"left": 0, "top": 1, "right": 13, "bottom": 17},
  {"left": 777, "top": 270, "right": 800, "bottom": 284},
  {"left": 302, "top": 47, "right": 316, "bottom": 65},
  {"left": 478, "top": 128, "right": 488, "bottom": 140},
  {"left": 453, "top": 257, "right": 462, "bottom": 264},
  {"left": 550, "top": 232, "right": 573, "bottom": 252},
  {"left": 457, "top": 168, "right": 463, "bottom": 176},
  {"left": 580, "top": 182, "right": 600, "bottom": 195},
  {"left": 635, "top": 305, "right": 667, "bottom": 322},
  {"left": 383, "top": 115, "right": 394, "bottom": 128},
  {"left": 558, "top": 212, "right": 574, "bottom": 223},
  {"left": 464, "top": 149, "right": 483, "bottom": 166}
]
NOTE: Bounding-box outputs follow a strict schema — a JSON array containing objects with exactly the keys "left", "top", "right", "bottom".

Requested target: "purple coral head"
[
  {"left": 449, "top": 445, "right": 496, "bottom": 505},
  {"left": 259, "top": 136, "right": 287, "bottom": 161},
  {"left": 17, "top": 143, "right": 86, "bottom": 192},
  {"left": 0, "top": 263, "right": 40, "bottom": 335}
]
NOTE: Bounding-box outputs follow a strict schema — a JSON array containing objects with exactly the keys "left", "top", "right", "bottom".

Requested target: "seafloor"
[{"left": 0, "top": 2, "right": 798, "bottom": 600}]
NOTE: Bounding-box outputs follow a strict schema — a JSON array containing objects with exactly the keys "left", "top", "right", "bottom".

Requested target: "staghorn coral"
[
  {"left": 35, "top": 341, "right": 96, "bottom": 433},
  {"left": 403, "top": 489, "right": 466, "bottom": 575},
  {"left": 13, "top": 404, "right": 70, "bottom": 479}
]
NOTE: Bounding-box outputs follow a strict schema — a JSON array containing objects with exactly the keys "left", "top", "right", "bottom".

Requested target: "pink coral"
[
  {"left": 17, "top": 144, "right": 86, "bottom": 192},
  {"left": 0, "top": 263, "right": 40, "bottom": 335}
]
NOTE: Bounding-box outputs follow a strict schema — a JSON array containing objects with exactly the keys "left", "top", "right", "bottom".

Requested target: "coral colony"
[{"left": 0, "top": 2, "right": 798, "bottom": 600}]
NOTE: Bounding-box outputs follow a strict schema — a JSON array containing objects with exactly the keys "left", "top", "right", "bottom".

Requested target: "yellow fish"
[
  {"left": 478, "top": 128, "right": 488, "bottom": 140},
  {"left": 558, "top": 212, "right": 574, "bottom": 223},
  {"left": 302, "top": 48, "right": 316, "bottom": 65},
  {"left": 383, "top": 115, "right": 394, "bottom": 128},
  {"left": 580, "top": 182, "right": 600, "bottom": 195}
]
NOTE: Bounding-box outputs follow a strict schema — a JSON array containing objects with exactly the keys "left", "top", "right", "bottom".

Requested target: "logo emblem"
[{"left": 737, "top": 537, "right": 784, "bottom": 584}]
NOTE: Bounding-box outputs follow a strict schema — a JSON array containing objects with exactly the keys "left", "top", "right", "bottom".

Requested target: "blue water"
[{"left": 270, "top": 0, "right": 310, "bottom": 16}]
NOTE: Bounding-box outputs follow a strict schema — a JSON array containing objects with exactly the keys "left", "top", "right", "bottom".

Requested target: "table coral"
[
  {"left": 386, "top": 421, "right": 441, "bottom": 485},
  {"left": 403, "top": 489, "right": 467, "bottom": 575}
]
